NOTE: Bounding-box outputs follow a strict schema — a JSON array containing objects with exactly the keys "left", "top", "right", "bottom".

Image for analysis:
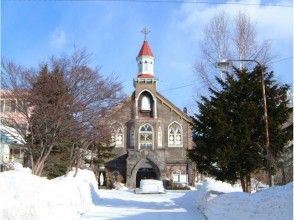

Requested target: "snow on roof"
[{"left": 0, "top": 125, "right": 25, "bottom": 144}]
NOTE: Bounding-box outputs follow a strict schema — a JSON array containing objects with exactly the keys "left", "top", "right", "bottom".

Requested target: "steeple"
[
  {"left": 134, "top": 28, "right": 158, "bottom": 119},
  {"left": 136, "top": 28, "right": 155, "bottom": 78},
  {"left": 137, "top": 40, "right": 154, "bottom": 57}
]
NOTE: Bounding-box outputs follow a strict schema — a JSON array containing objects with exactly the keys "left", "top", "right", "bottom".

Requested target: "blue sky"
[{"left": 1, "top": 0, "right": 293, "bottom": 113}]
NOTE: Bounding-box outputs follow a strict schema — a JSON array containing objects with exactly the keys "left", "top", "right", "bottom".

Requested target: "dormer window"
[{"left": 141, "top": 96, "right": 151, "bottom": 111}]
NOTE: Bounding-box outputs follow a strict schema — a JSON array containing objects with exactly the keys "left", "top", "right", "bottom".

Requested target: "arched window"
[
  {"left": 137, "top": 90, "right": 156, "bottom": 118},
  {"left": 141, "top": 96, "right": 151, "bottom": 111},
  {"left": 111, "top": 123, "right": 124, "bottom": 147},
  {"left": 168, "top": 122, "right": 182, "bottom": 147},
  {"left": 158, "top": 126, "right": 162, "bottom": 148},
  {"left": 139, "top": 124, "right": 153, "bottom": 149}
]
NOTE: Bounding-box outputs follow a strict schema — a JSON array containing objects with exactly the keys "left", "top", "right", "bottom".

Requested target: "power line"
[
  {"left": 272, "top": 56, "right": 293, "bottom": 64},
  {"left": 160, "top": 83, "right": 194, "bottom": 92},
  {"left": 25, "top": 0, "right": 293, "bottom": 7},
  {"left": 159, "top": 56, "right": 293, "bottom": 92}
]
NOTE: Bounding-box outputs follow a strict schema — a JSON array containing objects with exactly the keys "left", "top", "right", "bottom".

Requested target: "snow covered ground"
[
  {"left": 80, "top": 189, "right": 205, "bottom": 220},
  {"left": 81, "top": 178, "right": 292, "bottom": 220},
  {"left": 0, "top": 165, "right": 292, "bottom": 220}
]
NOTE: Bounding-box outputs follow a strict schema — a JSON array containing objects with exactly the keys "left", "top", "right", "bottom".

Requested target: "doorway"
[{"left": 136, "top": 168, "right": 157, "bottom": 187}]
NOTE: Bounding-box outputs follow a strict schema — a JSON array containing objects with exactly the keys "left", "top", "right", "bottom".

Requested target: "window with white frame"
[
  {"left": 172, "top": 170, "right": 181, "bottom": 182},
  {"left": 0, "top": 99, "right": 27, "bottom": 113},
  {"left": 172, "top": 169, "right": 187, "bottom": 183},
  {"left": 139, "top": 124, "right": 153, "bottom": 149},
  {"left": 158, "top": 126, "right": 162, "bottom": 148},
  {"left": 168, "top": 122, "right": 183, "bottom": 147},
  {"left": 110, "top": 123, "right": 124, "bottom": 147},
  {"left": 1, "top": 99, "right": 17, "bottom": 113}
]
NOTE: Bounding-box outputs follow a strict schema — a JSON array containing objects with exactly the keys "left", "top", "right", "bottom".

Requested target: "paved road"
[{"left": 80, "top": 189, "right": 206, "bottom": 220}]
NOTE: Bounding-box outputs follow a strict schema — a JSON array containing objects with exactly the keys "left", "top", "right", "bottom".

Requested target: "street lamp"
[{"left": 217, "top": 59, "right": 272, "bottom": 187}]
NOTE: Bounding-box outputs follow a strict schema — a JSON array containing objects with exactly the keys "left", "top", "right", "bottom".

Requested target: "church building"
[{"left": 105, "top": 35, "right": 195, "bottom": 188}]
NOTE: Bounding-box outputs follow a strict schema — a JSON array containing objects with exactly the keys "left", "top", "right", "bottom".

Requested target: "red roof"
[
  {"left": 137, "top": 40, "right": 154, "bottom": 57},
  {"left": 138, "top": 73, "right": 153, "bottom": 78}
]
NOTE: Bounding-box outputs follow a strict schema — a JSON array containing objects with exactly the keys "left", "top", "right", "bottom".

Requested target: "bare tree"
[
  {"left": 1, "top": 50, "right": 124, "bottom": 176},
  {"left": 195, "top": 11, "right": 272, "bottom": 90}
]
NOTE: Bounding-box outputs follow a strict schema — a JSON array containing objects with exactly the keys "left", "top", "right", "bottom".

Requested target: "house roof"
[
  {"left": 137, "top": 40, "right": 154, "bottom": 57},
  {"left": 0, "top": 132, "right": 17, "bottom": 144},
  {"left": 0, "top": 125, "right": 25, "bottom": 144}
]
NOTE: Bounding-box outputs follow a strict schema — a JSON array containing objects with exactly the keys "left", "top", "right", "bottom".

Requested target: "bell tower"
[
  {"left": 136, "top": 33, "right": 155, "bottom": 78},
  {"left": 134, "top": 28, "right": 158, "bottom": 119}
]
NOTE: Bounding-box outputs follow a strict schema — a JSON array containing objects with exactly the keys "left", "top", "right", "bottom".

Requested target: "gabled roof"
[
  {"left": 106, "top": 92, "right": 192, "bottom": 125},
  {"left": 156, "top": 92, "right": 193, "bottom": 124},
  {"left": 137, "top": 40, "right": 154, "bottom": 57}
]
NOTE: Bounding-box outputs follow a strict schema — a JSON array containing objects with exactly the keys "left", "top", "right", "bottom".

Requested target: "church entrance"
[{"left": 136, "top": 168, "right": 157, "bottom": 187}]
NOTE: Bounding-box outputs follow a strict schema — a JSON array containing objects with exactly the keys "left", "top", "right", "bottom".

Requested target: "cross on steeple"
[{"left": 141, "top": 27, "right": 150, "bottom": 40}]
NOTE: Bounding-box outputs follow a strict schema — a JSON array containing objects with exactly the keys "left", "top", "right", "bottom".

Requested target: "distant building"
[
  {"left": 0, "top": 91, "right": 27, "bottom": 171},
  {"left": 104, "top": 38, "right": 195, "bottom": 188}
]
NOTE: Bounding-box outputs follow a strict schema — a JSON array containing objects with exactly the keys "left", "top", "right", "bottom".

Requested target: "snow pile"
[
  {"left": 196, "top": 178, "right": 293, "bottom": 220},
  {"left": 194, "top": 178, "right": 242, "bottom": 211},
  {"left": 113, "top": 182, "right": 128, "bottom": 191},
  {"left": 135, "top": 179, "right": 165, "bottom": 194},
  {"left": 0, "top": 166, "right": 100, "bottom": 220}
]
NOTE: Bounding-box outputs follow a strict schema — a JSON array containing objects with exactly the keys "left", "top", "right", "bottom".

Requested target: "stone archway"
[
  {"left": 128, "top": 158, "right": 161, "bottom": 188},
  {"left": 135, "top": 159, "right": 159, "bottom": 187}
]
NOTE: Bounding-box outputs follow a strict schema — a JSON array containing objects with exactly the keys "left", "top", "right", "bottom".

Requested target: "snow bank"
[
  {"left": 194, "top": 178, "right": 242, "bottom": 211},
  {"left": 113, "top": 182, "right": 128, "bottom": 191},
  {"left": 0, "top": 166, "right": 100, "bottom": 220},
  {"left": 196, "top": 178, "right": 293, "bottom": 220}
]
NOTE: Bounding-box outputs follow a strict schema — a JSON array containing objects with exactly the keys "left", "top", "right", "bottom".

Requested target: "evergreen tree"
[
  {"left": 188, "top": 66, "right": 292, "bottom": 192},
  {"left": 95, "top": 142, "right": 115, "bottom": 165},
  {"left": 27, "top": 64, "right": 74, "bottom": 176},
  {"left": 43, "top": 143, "right": 72, "bottom": 179}
]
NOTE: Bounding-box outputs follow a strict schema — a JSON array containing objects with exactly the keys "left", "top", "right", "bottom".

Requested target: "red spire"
[{"left": 137, "top": 40, "right": 154, "bottom": 57}]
